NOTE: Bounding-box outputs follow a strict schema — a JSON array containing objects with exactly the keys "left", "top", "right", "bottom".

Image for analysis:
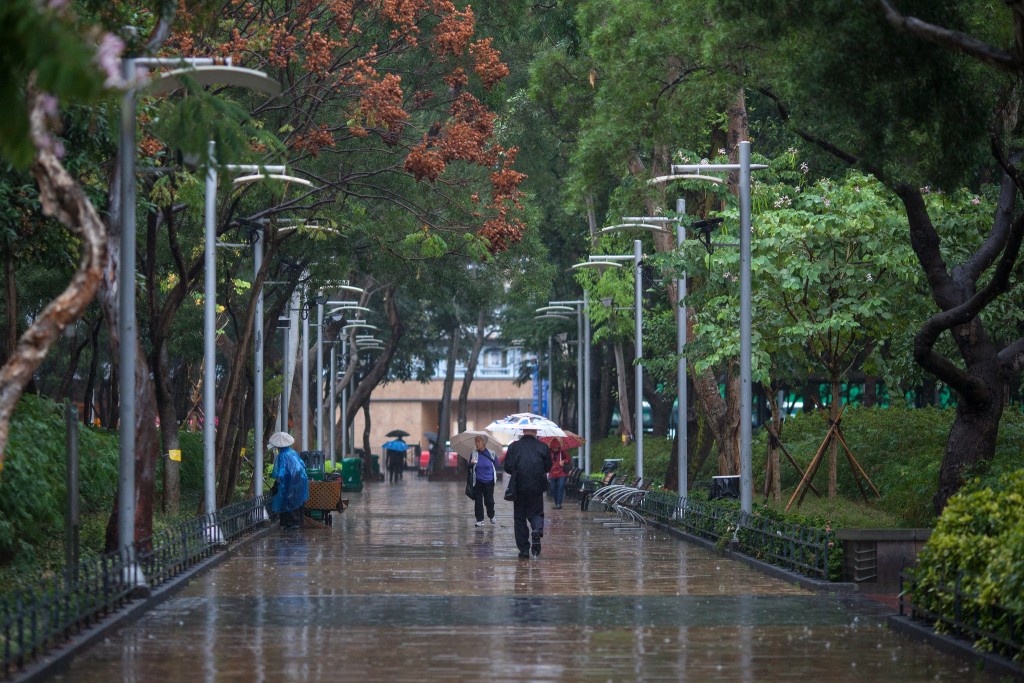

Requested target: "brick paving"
[{"left": 50, "top": 476, "right": 1000, "bottom": 682}]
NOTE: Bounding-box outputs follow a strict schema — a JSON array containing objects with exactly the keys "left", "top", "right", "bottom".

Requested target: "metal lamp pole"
[
  {"left": 586, "top": 239, "right": 644, "bottom": 478},
  {"left": 119, "top": 57, "right": 281, "bottom": 579},
  {"left": 203, "top": 149, "right": 287, "bottom": 536},
  {"left": 670, "top": 141, "right": 765, "bottom": 513}
]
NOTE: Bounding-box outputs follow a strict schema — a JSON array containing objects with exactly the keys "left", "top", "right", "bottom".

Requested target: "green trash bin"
[{"left": 341, "top": 457, "right": 363, "bottom": 492}]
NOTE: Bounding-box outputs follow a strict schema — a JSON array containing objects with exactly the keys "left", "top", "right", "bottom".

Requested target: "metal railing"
[
  {"left": 616, "top": 488, "right": 833, "bottom": 581},
  {"left": 0, "top": 494, "right": 270, "bottom": 676},
  {"left": 900, "top": 570, "right": 1024, "bottom": 664}
]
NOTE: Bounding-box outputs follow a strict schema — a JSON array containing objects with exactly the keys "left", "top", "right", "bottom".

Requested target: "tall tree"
[{"left": 713, "top": 0, "right": 1024, "bottom": 512}]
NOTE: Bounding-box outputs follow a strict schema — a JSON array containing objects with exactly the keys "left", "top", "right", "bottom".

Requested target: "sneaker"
[
  {"left": 531, "top": 531, "right": 542, "bottom": 557},
  {"left": 475, "top": 521, "right": 485, "bottom": 527},
  {"left": 518, "top": 551, "right": 530, "bottom": 559},
  {"left": 554, "top": 505, "right": 562, "bottom": 510},
  {"left": 489, "top": 518, "right": 496, "bottom": 525}
]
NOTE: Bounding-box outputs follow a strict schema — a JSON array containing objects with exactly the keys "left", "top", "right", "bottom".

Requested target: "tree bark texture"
[{"left": 0, "top": 87, "right": 106, "bottom": 473}]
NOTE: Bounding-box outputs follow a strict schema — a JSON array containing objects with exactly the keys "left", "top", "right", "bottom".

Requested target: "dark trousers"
[
  {"left": 474, "top": 480, "right": 495, "bottom": 521},
  {"left": 279, "top": 508, "right": 304, "bottom": 528},
  {"left": 512, "top": 491, "right": 544, "bottom": 554}
]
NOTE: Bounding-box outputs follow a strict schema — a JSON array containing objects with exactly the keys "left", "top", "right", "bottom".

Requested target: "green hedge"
[
  {"left": 911, "top": 471, "right": 1024, "bottom": 661},
  {"left": 0, "top": 395, "right": 118, "bottom": 563}
]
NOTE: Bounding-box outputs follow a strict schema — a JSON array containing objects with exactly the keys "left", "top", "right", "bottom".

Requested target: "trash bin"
[
  {"left": 341, "top": 457, "right": 364, "bottom": 492},
  {"left": 300, "top": 450, "right": 325, "bottom": 481},
  {"left": 602, "top": 459, "right": 622, "bottom": 473},
  {"left": 709, "top": 475, "right": 740, "bottom": 500}
]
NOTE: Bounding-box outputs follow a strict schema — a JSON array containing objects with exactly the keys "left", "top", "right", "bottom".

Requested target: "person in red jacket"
[{"left": 547, "top": 438, "right": 572, "bottom": 510}]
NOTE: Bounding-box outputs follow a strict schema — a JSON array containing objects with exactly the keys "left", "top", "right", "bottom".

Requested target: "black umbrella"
[
  {"left": 423, "top": 431, "right": 438, "bottom": 444},
  {"left": 386, "top": 429, "right": 410, "bottom": 438}
]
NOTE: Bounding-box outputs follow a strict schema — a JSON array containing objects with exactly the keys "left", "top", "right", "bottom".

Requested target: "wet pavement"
[{"left": 51, "top": 476, "right": 1001, "bottom": 682}]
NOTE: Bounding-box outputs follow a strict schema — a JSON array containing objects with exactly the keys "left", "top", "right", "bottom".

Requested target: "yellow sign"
[
  {"left": 168, "top": 449, "right": 181, "bottom": 462},
  {"left": 240, "top": 447, "right": 247, "bottom": 458}
]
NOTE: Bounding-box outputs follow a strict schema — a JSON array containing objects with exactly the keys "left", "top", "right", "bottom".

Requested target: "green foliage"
[
  {"left": 912, "top": 471, "right": 1024, "bottom": 660},
  {"left": 0, "top": 395, "right": 118, "bottom": 563},
  {"left": 0, "top": 0, "right": 110, "bottom": 167}
]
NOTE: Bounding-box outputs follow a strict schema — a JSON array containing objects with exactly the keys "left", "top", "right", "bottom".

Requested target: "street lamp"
[
  {"left": 580, "top": 239, "right": 644, "bottom": 479},
  {"left": 117, "top": 57, "right": 280, "bottom": 582},
  {"left": 666, "top": 142, "right": 767, "bottom": 513},
  {"left": 546, "top": 299, "right": 589, "bottom": 474},
  {"left": 605, "top": 205, "right": 690, "bottom": 495},
  {"left": 203, "top": 152, "right": 307, "bottom": 538}
]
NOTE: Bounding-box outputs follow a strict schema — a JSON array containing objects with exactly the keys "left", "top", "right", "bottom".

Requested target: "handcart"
[{"left": 304, "top": 479, "right": 348, "bottom": 527}]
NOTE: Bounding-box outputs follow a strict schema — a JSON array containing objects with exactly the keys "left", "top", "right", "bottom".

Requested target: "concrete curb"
[
  {"left": 13, "top": 524, "right": 275, "bottom": 683},
  {"left": 887, "top": 615, "right": 1024, "bottom": 680}
]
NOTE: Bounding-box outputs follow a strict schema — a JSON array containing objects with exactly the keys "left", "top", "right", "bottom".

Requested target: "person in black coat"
[{"left": 503, "top": 428, "right": 552, "bottom": 558}]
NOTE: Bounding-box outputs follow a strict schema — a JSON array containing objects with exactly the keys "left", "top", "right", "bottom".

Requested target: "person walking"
[
  {"left": 268, "top": 431, "right": 309, "bottom": 529},
  {"left": 503, "top": 427, "right": 552, "bottom": 558},
  {"left": 547, "top": 437, "right": 572, "bottom": 510},
  {"left": 469, "top": 435, "right": 498, "bottom": 527}
]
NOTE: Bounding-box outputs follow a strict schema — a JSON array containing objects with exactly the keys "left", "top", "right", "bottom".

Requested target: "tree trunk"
[
  {"left": 933, "top": 361, "right": 1005, "bottom": 513},
  {"left": 612, "top": 342, "right": 632, "bottom": 442},
  {"left": 0, "top": 87, "right": 106, "bottom": 472},
  {"left": 154, "top": 343, "right": 181, "bottom": 514},
  {"left": 829, "top": 380, "right": 841, "bottom": 498},
  {"left": 82, "top": 315, "right": 101, "bottom": 425},
  {"left": 457, "top": 311, "right": 486, "bottom": 432},
  {"left": 433, "top": 325, "right": 460, "bottom": 469},
  {"left": 4, "top": 252, "right": 17, "bottom": 365},
  {"left": 597, "top": 344, "right": 612, "bottom": 439}
]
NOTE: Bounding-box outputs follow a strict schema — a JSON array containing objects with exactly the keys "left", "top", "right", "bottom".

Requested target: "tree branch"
[{"left": 878, "top": 0, "right": 1022, "bottom": 73}]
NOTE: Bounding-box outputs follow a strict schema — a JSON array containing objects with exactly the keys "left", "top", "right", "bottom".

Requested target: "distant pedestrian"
[
  {"left": 503, "top": 427, "right": 552, "bottom": 558},
  {"left": 469, "top": 436, "right": 498, "bottom": 527},
  {"left": 547, "top": 437, "right": 571, "bottom": 510},
  {"left": 268, "top": 431, "right": 308, "bottom": 529},
  {"left": 383, "top": 438, "right": 408, "bottom": 483}
]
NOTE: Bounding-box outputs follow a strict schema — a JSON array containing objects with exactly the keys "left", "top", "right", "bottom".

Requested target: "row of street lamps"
[{"left": 572, "top": 141, "right": 764, "bottom": 513}]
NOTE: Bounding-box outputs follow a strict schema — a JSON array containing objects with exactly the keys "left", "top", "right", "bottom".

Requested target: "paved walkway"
[{"left": 51, "top": 476, "right": 999, "bottom": 682}]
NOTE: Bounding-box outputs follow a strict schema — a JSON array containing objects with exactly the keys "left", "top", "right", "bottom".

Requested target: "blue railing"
[{"left": 0, "top": 494, "right": 271, "bottom": 677}]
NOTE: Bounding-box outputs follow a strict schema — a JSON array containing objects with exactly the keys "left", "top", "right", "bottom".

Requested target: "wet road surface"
[{"left": 51, "top": 476, "right": 1000, "bottom": 682}]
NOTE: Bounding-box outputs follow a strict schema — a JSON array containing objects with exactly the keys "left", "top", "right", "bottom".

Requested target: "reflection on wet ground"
[{"left": 51, "top": 476, "right": 1000, "bottom": 682}]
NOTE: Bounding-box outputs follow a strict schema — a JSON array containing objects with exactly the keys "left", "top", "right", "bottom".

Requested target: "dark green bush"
[
  {"left": 0, "top": 395, "right": 118, "bottom": 562},
  {"left": 911, "top": 471, "right": 1024, "bottom": 660}
]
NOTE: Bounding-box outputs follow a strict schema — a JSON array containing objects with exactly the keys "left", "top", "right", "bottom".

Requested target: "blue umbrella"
[{"left": 383, "top": 439, "right": 409, "bottom": 451}]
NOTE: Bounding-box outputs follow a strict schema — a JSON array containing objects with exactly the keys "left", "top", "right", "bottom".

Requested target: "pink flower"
[{"left": 95, "top": 34, "right": 125, "bottom": 88}]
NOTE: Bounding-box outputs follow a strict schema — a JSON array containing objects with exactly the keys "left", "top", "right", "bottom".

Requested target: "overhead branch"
[{"left": 878, "top": 0, "right": 1022, "bottom": 73}]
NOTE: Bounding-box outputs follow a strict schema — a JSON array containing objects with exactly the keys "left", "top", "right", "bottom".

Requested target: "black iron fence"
[
  {"left": 900, "top": 570, "right": 1024, "bottom": 664},
  {"left": 615, "top": 488, "right": 834, "bottom": 581},
  {"left": 0, "top": 495, "right": 271, "bottom": 677}
]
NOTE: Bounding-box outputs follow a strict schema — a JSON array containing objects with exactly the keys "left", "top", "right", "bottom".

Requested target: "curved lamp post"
[
  {"left": 662, "top": 142, "right": 767, "bottom": 513},
  {"left": 117, "top": 57, "right": 280, "bottom": 584},
  {"left": 578, "top": 241, "right": 644, "bottom": 478},
  {"left": 604, "top": 210, "right": 690, "bottom": 496}
]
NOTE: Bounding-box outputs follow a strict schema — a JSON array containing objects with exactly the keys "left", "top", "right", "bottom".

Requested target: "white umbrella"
[
  {"left": 449, "top": 430, "right": 504, "bottom": 460},
  {"left": 485, "top": 412, "right": 566, "bottom": 444}
]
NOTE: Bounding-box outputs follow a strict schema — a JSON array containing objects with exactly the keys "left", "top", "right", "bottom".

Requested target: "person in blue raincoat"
[{"left": 268, "top": 431, "right": 308, "bottom": 528}]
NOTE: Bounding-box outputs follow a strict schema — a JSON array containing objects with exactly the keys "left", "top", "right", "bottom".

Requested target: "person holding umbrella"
[
  {"left": 382, "top": 433, "right": 409, "bottom": 484},
  {"left": 469, "top": 435, "right": 499, "bottom": 526},
  {"left": 546, "top": 437, "right": 572, "bottom": 510},
  {"left": 503, "top": 427, "right": 552, "bottom": 558}
]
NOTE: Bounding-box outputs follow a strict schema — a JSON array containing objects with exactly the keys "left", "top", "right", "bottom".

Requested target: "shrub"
[
  {"left": 0, "top": 395, "right": 118, "bottom": 562},
  {"left": 912, "top": 471, "right": 1024, "bottom": 659}
]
